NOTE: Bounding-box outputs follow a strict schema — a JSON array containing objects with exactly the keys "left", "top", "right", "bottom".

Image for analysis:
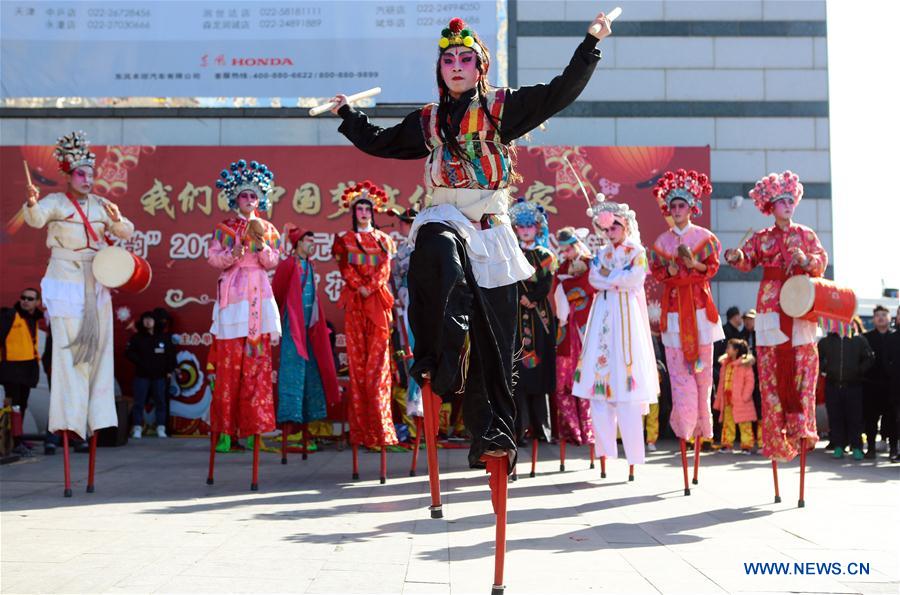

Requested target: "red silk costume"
[
  {"left": 332, "top": 228, "right": 398, "bottom": 448},
  {"left": 732, "top": 223, "right": 827, "bottom": 461}
]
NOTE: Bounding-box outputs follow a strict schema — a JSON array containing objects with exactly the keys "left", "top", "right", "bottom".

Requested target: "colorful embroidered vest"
[{"left": 420, "top": 89, "right": 509, "bottom": 190}]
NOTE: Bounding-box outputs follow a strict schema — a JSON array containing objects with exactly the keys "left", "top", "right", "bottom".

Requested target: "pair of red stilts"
[
  {"left": 678, "top": 436, "right": 807, "bottom": 506},
  {"left": 206, "top": 432, "right": 261, "bottom": 491},
  {"left": 350, "top": 444, "right": 388, "bottom": 484},
  {"left": 557, "top": 438, "right": 631, "bottom": 481},
  {"left": 58, "top": 431, "right": 98, "bottom": 498},
  {"left": 415, "top": 381, "right": 507, "bottom": 594}
]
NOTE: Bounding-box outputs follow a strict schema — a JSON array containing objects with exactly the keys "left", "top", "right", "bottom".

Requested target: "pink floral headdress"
[{"left": 748, "top": 170, "right": 803, "bottom": 215}]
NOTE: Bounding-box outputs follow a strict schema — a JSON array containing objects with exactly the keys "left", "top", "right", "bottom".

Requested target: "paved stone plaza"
[{"left": 1, "top": 438, "right": 897, "bottom": 594}]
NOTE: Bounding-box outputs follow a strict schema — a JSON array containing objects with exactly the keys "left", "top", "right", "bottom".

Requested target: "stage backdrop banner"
[
  {"left": 0, "top": 145, "right": 710, "bottom": 435},
  {"left": 0, "top": 1, "right": 506, "bottom": 107}
]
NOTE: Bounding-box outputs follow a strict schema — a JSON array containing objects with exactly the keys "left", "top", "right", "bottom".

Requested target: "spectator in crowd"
[
  {"left": 1, "top": 288, "right": 44, "bottom": 455},
  {"left": 741, "top": 309, "right": 762, "bottom": 444},
  {"left": 711, "top": 306, "right": 744, "bottom": 449},
  {"left": 126, "top": 311, "right": 176, "bottom": 439},
  {"left": 863, "top": 305, "right": 896, "bottom": 460},
  {"left": 885, "top": 317, "right": 900, "bottom": 462},
  {"left": 819, "top": 317, "right": 875, "bottom": 460},
  {"left": 713, "top": 338, "right": 756, "bottom": 454}
]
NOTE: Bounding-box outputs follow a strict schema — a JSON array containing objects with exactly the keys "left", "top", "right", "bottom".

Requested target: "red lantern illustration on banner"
[
  {"left": 593, "top": 146, "right": 676, "bottom": 187},
  {"left": 20, "top": 146, "right": 64, "bottom": 188}
]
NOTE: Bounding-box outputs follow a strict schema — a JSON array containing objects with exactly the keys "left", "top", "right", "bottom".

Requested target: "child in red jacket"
[{"left": 714, "top": 338, "right": 757, "bottom": 453}]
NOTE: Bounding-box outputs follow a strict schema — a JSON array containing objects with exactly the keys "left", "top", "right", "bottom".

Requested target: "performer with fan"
[
  {"left": 272, "top": 226, "right": 340, "bottom": 464},
  {"left": 206, "top": 159, "right": 281, "bottom": 491},
  {"left": 23, "top": 131, "right": 134, "bottom": 497},
  {"left": 573, "top": 200, "right": 658, "bottom": 481},
  {"left": 725, "top": 170, "right": 827, "bottom": 507},
  {"left": 330, "top": 11, "right": 612, "bottom": 591},
  {"left": 647, "top": 169, "right": 723, "bottom": 495},
  {"left": 509, "top": 199, "right": 557, "bottom": 478},
  {"left": 552, "top": 227, "right": 597, "bottom": 471},
  {"left": 332, "top": 181, "right": 398, "bottom": 483}
]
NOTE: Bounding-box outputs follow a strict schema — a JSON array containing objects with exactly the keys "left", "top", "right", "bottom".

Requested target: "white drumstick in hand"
[
  {"left": 590, "top": 6, "right": 622, "bottom": 35},
  {"left": 309, "top": 87, "right": 382, "bottom": 116}
]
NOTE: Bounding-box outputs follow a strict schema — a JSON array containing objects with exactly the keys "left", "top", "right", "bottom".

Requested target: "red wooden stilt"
[
  {"left": 380, "top": 446, "right": 387, "bottom": 484},
  {"left": 680, "top": 439, "right": 691, "bottom": 496},
  {"left": 207, "top": 431, "right": 217, "bottom": 485},
  {"left": 86, "top": 433, "right": 97, "bottom": 493},
  {"left": 421, "top": 381, "right": 443, "bottom": 518},
  {"left": 692, "top": 435, "right": 701, "bottom": 485},
  {"left": 798, "top": 446, "right": 807, "bottom": 508},
  {"left": 589, "top": 444, "right": 595, "bottom": 469},
  {"left": 559, "top": 438, "right": 566, "bottom": 472},
  {"left": 772, "top": 459, "right": 781, "bottom": 503},
  {"left": 62, "top": 431, "right": 72, "bottom": 497},
  {"left": 628, "top": 464, "right": 635, "bottom": 482},
  {"left": 250, "top": 433, "right": 260, "bottom": 491},
  {"left": 482, "top": 454, "right": 508, "bottom": 595},
  {"left": 351, "top": 443, "right": 360, "bottom": 480},
  {"left": 281, "top": 424, "right": 288, "bottom": 465},
  {"left": 301, "top": 423, "right": 309, "bottom": 461},
  {"left": 410, "top": 416, "right": 423, "bottom": 476},
  {"left": 529, "top": 438, "right": 538, "bottom": 478},
  {"left": 600, "top": 455, "right": 607, "bottom": 478}
]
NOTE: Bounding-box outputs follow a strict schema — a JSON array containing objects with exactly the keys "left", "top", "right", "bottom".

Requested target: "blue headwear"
[
  {"left": 215, "top": 159, "right": 274, "bottom": 212},
  {"left": 509, "top": 198, "right": 549, "bottom": 248}
]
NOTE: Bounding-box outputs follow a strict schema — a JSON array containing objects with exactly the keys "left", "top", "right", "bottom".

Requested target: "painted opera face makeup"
[
  {"left": 355, "top": 201, "right": 373, "bottom": 226},
  {"left": 668, "top": 198, "right": 691, "bottom": 227},
  {"left": 67, "top": 165, "right": 94, "bottom": 197},
  {"left": 773, "top": 197, "right": 795, "bottom": 222},
  {"left": 237, "top": 190, "right": 259, "bottom": 215},
  {"left": 602, "top": 221, "right": 626, "bottom": 245},
  {"left": 440, "top": 46, "right": 480, "bottom": 98},
  {"left": 515, "top": 224, "right": 537, "bottom": 244}
]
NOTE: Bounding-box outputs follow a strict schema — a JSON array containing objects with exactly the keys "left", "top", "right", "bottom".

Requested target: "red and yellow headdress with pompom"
[
  {"left": 438, "top": 17, "right": 484, "bottom": 57},
  {"left": 652, "top": 169, "right": 712, "bottom": 218},
  {"left": 340, "top": 180, "right": 390, "bottom": 213}
]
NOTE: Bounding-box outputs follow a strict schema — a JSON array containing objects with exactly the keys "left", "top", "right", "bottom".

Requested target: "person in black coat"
[
  {"left": 126, "top": 312, "right": 176, "bottom": 439},
  {"left": 863, "top": 305, "right": 896, "bottom": 459},
  {"left": 819, "top": 322, "right": 875, "bottom": 460}
]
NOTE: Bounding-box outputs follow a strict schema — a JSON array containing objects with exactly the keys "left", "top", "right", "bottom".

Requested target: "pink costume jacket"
[
  {"left": 648, "top": 224, "right": 724, "bottom": 368},
  {"left": 207, "top": 215, "right": 281, "bottom": 341}
]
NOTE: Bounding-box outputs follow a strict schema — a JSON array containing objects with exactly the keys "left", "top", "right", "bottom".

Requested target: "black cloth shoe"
[{"left": 864, "top": 449, "right": 876, "bottom": 460}]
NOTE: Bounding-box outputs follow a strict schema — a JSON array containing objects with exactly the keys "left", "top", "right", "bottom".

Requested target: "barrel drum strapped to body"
[{"left": 91, "top": 246, "right": 153, "bottom": 293}]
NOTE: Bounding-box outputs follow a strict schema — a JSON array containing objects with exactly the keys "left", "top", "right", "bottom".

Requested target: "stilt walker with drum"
[
  {"left": 331, "top": 182, "right": 398, "bottom": 484},
  {"left": 272, "top": 226, "right": 340, "bottom": 464},
  {"left": 725, "top": 170, "right": 827, "bottom": 507},
  {"left": 206, "top": 159, "right": 281, "bottom": 491},
  {"left": 328, "top": 11, "right": 613, "bottom": 593},
  {"left": 22, "top": 131, "right": 135, "bottom": 497},
  {"left": 647, "top": 169, "right": 723, "bottom": 495}
]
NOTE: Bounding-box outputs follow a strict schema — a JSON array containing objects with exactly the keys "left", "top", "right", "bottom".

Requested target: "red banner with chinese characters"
[{"left": 0, "top": 145, "right": 709, "bottom": 435}]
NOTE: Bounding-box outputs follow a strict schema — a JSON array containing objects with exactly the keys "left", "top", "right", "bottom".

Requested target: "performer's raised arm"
[
  {"left": 501, "top": 12, "right": 611, "bottom": 143},
  {"left": 336, "top": 106, "right": 429, "bottom": 160}
]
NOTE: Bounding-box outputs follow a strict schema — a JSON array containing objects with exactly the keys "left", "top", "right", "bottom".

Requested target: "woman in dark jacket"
[{"left": 126, "top": 312, "right": 175, "bottom": 439}]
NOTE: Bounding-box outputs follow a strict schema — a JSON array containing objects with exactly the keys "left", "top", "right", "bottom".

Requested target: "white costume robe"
[
  {"left": 572, "top": 239, "right": 659, "bottom": 464},
  {"left": 23, "top": 192, "right": 134, "bottom": 438}
]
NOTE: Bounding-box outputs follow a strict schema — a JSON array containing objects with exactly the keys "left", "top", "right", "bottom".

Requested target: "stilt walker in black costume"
[{"left": 328, "top": 11, "right": 613, "bottom": 592}]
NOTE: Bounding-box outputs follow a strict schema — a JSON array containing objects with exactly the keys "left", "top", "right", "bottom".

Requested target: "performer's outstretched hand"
[
  {"left": 25, "top": 183, "right": 39, "bottom": 207},
  {"left": 588, "top": 11, "right": 613, "bottom": 41},
  {"left": 102, "top": 200, "right": 122, "bottom": 223},
  {"left": 724, "top": 248, "right": 742, "bottom": 264},
  {"left": 329, "top": 94, "right": 349, "bottom": 115},
  {"left": 232, "top": 241, "right": 246, "bottom": 260}
]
